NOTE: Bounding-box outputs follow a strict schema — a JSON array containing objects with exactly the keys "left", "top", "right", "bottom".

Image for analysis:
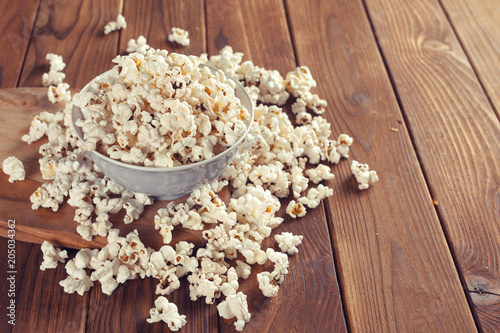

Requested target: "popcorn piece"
[
  {"left": 126, "top": 35, "right": 150, "bottom": 54},
  {"left": 2, "top": 156, "right": 25, "bottom": 183},
  {"left": 104, "top": 14, "right": 127, "bottom": 34},
  {"left": 257, "top": 271, "right": 279, "bottom": 297},
  {"left": 40, "top": 241, "right": 68, "bottom": 270},
  {"left": 285, "top": 200, "right": 306, "bottom": 218},
  {"left": 42, "top": 53, "right": 66, "bottom": 86},
  {"left": 47, "top": 83, "right": 71, "bottom": 104},
  {"left": 59, "top": 264, "right": 93, "bottom": 296},
  {"left": 146, "top": 296, "right": 187, "bottom": 331},
  {"left": 274, "top": 232, "right": 303, "bottom": 255},
  {"left": 305, "top": 164, "right": 335, "bottom": 184},
  {"left": 234, "top": 260, "right": 251, "bottom": 279},
  {"left": 351, "top": 160, "right": 379, "bottom": 190},
  {"left": 285, "top": 66, "right": 316, "bottom": 97},
  {"left": 217, "top": 292, "right": 251, "bottom": 331},
  {"left": 168, "top": 27, "right": 190, "bottom": 47}
]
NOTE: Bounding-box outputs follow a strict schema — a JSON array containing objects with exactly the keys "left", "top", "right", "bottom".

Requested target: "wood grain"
[
  {"left": 286, "top": 0, "right": 478, "bottom": 332},
  {"left": 439, "top": 0, "right": 500, "bottom": 118},
  {"left": 19, "top": 0, "right": 122, "bottom": 89},
  {"left": 0, "top": 87, "right": 215, "bottom": 250},
  {"left": 207, "top": 0, "right": 347, "bottom": 332},
  {"left": 0, "top": 0, "right": 40, "bottom": 88},
  {"left": 120, "top": 0, "right": 206, "bottom": 57},
  {"left": 362, "top": 0, "right": 500, "bottom": 331},
  {"left": 13, "top": 246, "right": 88, "bottom": 333}
]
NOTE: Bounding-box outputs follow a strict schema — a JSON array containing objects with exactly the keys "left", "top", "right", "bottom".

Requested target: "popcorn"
[
  {"left": 40, "top": 241, "right": 68, "bottom": 270},
  {"left": 217, "top": 292, "right": 251, "bottom": 331},
  {"left": 306, "top": 164, "right": 335, "bottom": 184},
  {"left": 47, "top": 82, "right": 71, "bottom": 104},
  {"left": 28, "top": 45, "right": 382, "bottom": 331},
  {"left": 74, "top": 50, "right": 249, "bottom": 167},
  {"left": 274, "top": 232, "right": 303, "bottom": 255},
  {"left": 146, "top": 296, "right": 187, "bottom": 331},
  {"left": 104, "top": 14, "right": 127, "bottom": 35},
  {"left": 126, "top": 35, "right": 150, "bottom": 54},
  {"left": 257, "top": 271, "right": 279, "bottom": 297},
  {"left": 59, "top": 261, "right": 93, "bottom": 296},
  {"left": 168, "top": 27, "right": 190, "bottom": 47},
  {"left": 351, "top": 160, "right": 379, "bottom": 190},
  {"left": 42, "top": 53, "right": 66, "bottom": 86},
  {"left": 2, "top": 156, "right": 25, "bottom": 183},
  {"left": 285, "top": 66, "right": 316, "bottom": 97}
]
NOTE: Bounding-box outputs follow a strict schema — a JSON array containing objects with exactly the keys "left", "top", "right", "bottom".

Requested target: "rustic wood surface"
[
  {"left": 363, "top": 0, "right": 500, "bottom": 331},
  {"left": 1, "top": 0, "right": 499, "bottom": 332}
]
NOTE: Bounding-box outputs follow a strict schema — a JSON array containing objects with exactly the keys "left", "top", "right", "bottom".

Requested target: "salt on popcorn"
[
  {"left": 22, "top": 44, "right": 381, "bottom": 332},
  {"left": 168, "top": 27, "right": 190, "bottom": 47},
  {"left": 2, "top": 156, "right": 25, "bottom": 183},
  {"left": 73, "top": 49, "right": 249, "bottom": 167},
  {"left": 351, "top": 160, "right": 379, "bottom": 190},
  {"left": 104, "top": 14, "right": 127, "bottom": 35}
]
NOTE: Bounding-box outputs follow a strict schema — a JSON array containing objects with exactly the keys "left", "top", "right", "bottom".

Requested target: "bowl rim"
[{"left": 71, "top": 64, "right": 254, "bottom": 173}]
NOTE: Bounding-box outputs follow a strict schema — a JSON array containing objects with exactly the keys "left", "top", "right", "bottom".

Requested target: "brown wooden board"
[
  {"left": 439, "top": 0, "right": 500, "bottom": 118},
  {"left": 0, "top": 87, "right": 215, "bottom": 251},
  {"left": 119, "top": 0, "right": 206, "bottom": 57},
  {"left": 11, "top": 247, "right": 89, "bottom": 333},
  {"left": 363, "top": 0, "right": 500, "bottom": 331},
  {"left": 286, "top": 0, "right": 479, "bottom": 331},
  {"left": 18, "top": 0, "right": 123, "bottom": 89},
  {"left": 207, "top": 0, "right": 348, "bottom": 332},
  {"left": 0, "top": 0, "right": 40, "bottom": 88}
]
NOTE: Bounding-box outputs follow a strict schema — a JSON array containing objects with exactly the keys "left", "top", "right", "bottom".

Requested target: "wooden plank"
[
  {"left": 206, "top": 0, "right": 348, "bottom": 332},
  {"left": 0, "top": 87, "right": 213, "bottom": 250},
  {"left": 0, "top": 0, "right": 40, "bottom": 88},
  {"left": 86, "top": 1, "right": 218, "bottom": 332},
  {"left": 19, "top": 0, "right": 122, "bottom": 89},
  {"left": 9, "top": 245, "right": 89, "bottom": 333},
  {"left": 119, "top": 0, "right": 205, "bottom": 57},
  {"left": 0, "top": 238, "right": 34, "bottom": 333},
  {"left": 439, "top": 0, "right": 500, "bottom": 118},
  {"left": 362, "top": 0, "right": 500, "bottom": 331},
  {"left": 286, "top": 0, "right": 479, "bottom": 332}
]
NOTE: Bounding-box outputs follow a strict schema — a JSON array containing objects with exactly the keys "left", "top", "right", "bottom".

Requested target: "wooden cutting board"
[{"left": 0, "top": 88, "right": 221, "bottom": 250}]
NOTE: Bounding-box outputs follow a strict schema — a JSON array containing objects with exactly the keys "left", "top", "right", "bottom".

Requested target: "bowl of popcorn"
[{"left": 71, "top": 50, "right": 253, "bottom": 200}]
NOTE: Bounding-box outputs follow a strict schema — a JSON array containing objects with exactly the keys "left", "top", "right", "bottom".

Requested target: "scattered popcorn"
[
  {"left": 285, "top": 200, "right": 306, "bottom": 218},
  {"left": 104, "top": 14, "right": 127, "bottom": 35},
  {"left": 147, "top": 296, "right": 187, "bottom": 331},
  {"left": 126, "top": 35, "right": 151, "bottom": 54},
  {"left": 168, "top": 27, "right": 190, "bottom": 47},
  {"left": 274, "top": 232, "right": 303, "bottom": 255},
  {"left": 2, "top": 156, "right": 25, "bottom": 183},
  {"left": 257, "top": 271, "right": 279, "bottom": 297},
  {"left": 217, "top": 292, "right": 251, "bottom": 331},
  {"left": 351, "top": 160, "right": 379, "bottom": 190},
  {"left": 27, "top": 44, "right": 381, "bottom": 330},
  {"left": 42, "top": 53, "right": 66, "bottom": 86},
  {"left": 47, "top": 82, "right": 71, "bottom": 104},
  {"left": 40, "top": 241, "right": 68, "bottom": 270},
  {"left": 305, "top": 164, "right": 335, "bottom": 184}
]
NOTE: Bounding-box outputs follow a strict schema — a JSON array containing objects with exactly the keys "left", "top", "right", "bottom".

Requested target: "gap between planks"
[{"left": 358, "top": 0, "right": 483, "bottom": 330}]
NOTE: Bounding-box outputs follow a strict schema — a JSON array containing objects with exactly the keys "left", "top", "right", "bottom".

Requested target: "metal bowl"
[{"left": 71, "top": 65, "right": 253, "bottom": 200}]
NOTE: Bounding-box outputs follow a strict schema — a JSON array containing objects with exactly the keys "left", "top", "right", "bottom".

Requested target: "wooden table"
[{"left": 1, "top": 0, "right": 499, "bottom": 332}]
